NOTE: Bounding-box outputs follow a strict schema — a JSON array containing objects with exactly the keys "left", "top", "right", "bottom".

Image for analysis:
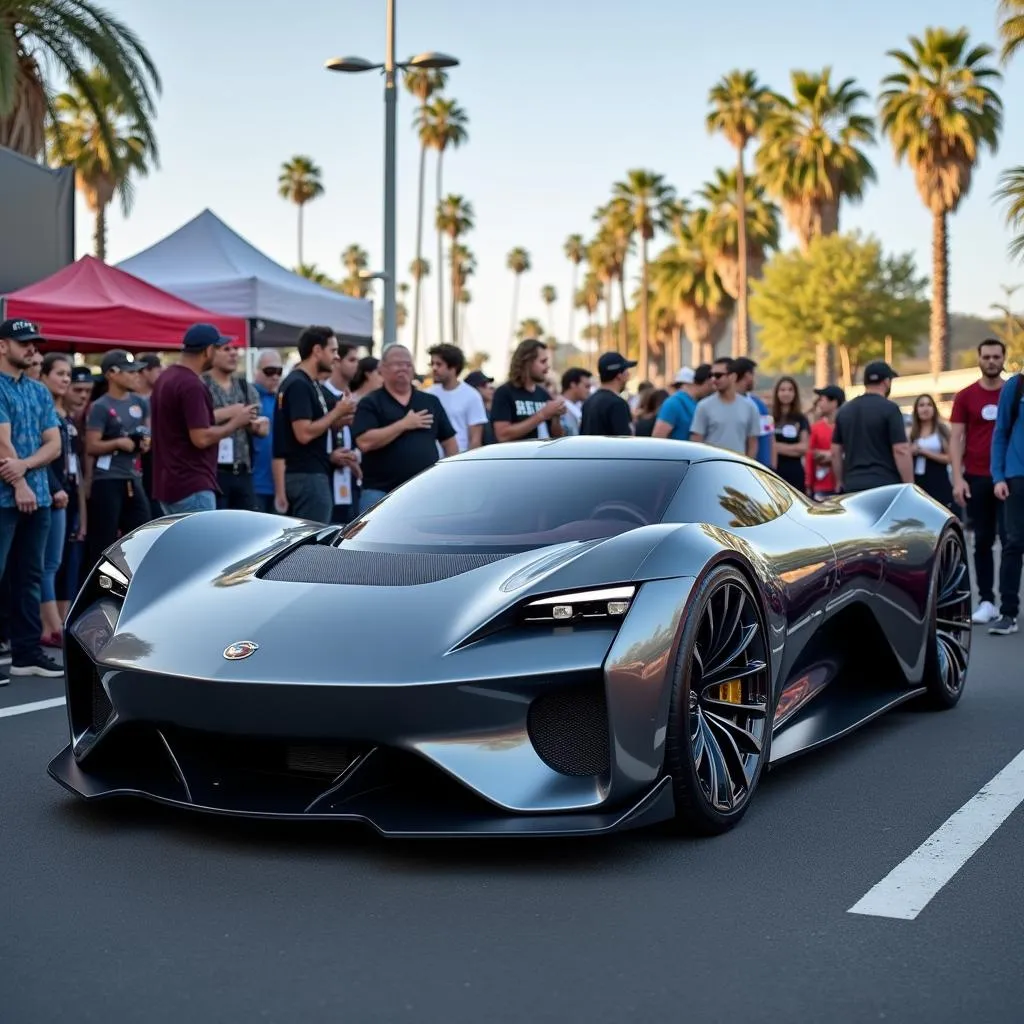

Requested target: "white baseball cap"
[{"left": 673, "top": 367, "right": 695, "bottom": 385}]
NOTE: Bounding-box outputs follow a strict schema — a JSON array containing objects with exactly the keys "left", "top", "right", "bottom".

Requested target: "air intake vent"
[
  {"left": 527, "top": 687, "right": 610, "bottom": 777},
  {"left": 262, "top": 545, "right": 511, "bottom": 586},
  {"left": 91, "top": 674, "right": 113, "bottom": 732}
]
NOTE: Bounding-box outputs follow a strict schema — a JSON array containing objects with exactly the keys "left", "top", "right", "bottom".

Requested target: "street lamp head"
[
  {"left": 324, "top": 56, "right": 382, "bottom": 73},
  {"left": 358, "top": 269, "right": 389, "bottom": 281},
  {"left": 407, "top": 51, "right": 460, "bottom": 70}
]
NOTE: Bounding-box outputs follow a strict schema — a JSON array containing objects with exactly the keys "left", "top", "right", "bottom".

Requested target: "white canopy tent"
[{"left": 117, "top": 209, "right": 373, "bottom": 347}]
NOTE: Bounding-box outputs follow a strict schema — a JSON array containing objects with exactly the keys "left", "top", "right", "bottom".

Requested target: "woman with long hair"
[
  {"left": 39, "top": 354, "right": 82, "bottom": 645},
  {"left": 771, "top": 376, "right": 810, "bottom": 493},
  {"left": 634, "top": 388, "right": 669, "bottom": 436},
  {"left": 350, "top": 356, "right": 381, "bottom": 402},
  {"left": 909, "top": 394, "right": 954, "bottom": 509}
]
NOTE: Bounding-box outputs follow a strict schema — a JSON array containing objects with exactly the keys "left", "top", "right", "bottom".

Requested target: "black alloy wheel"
[
  {"left": 665, "top": 565, "right": 772, "bottom": 835},
  {"left": 921, "top": 528, "right": 972, "bottom": 710}
]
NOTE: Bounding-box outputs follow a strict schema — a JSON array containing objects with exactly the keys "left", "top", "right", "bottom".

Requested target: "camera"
[{"left": 127, "top": 426, "right": 151, "bottom": 452}]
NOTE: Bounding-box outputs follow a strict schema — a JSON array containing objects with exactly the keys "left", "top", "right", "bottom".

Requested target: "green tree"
[
  {"left": 278, "top": 156, "right": 324, "bottom": 266},
  {"left": 563, "top": 234, "right": 585, "bottom": 347},
  {"left": 995, "top": 165, "right": 1024, "bottom": 262},
  {"left": 880, "top": 28, "right": 1002, "bottom": 374},
  {"left": 506, "top": 247, "right": 531, "bottom": 346},
  {"left": 749, "top": 233, "right": 929, "bottom": 388},
  {"left": 998, "top": 0, "right": 1024, "bottom": 63},
  {"left": 436, "top": 194, "right": 474, "bottom": 343}
]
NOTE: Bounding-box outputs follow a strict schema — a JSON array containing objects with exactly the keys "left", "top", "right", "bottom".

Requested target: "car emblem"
[{"left": 223, "top": 641, "right": 259, "bottom": 661}]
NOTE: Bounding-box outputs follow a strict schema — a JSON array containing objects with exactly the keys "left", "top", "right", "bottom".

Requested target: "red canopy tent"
[{"left": 1, "top": 255, "right": 248, "bottom": 350}]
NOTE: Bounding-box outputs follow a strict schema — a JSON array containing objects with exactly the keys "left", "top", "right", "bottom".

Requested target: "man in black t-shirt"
[
  {"left": 490, "top": 338, "right": 565, "bottom": 442},
  {"left": 581, "top": 351, "right": 636, "bottom": 436},
  {"left": 273, "top": 326, "right": 353, "bottom": 522},
  {"left": 831, "top": 361, "right": 913, "bottom": 493},
  {"left": 352, "top": 344, "right": 457, "bottom": 511}
]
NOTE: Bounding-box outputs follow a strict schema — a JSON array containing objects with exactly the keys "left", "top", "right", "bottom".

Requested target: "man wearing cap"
[
  {"left": 805, "top": 385, "right": 845, "bottom": 500},
  {"left": 654, "top": 365, "right": 713, "bottom": 441},
  {"left": 83, "top": 350, "right": 153, "bottom": 570},
  {"left": 464, "top": 370, "right": 496, "bottom": 444},
  {"left": 130, "top": 354, "right": 161, "bottom": 500},
  {"left": 0, "top": 318, "right": 63, "bottom": 680},
  {"left": 580, "top": 352, "right": 636, "bottom": 437},
  {"left": 830, "top": 361, "right": 912, "bottom": 493},
  {"left": 150, "top": 324, "right": 257, "bottom": 515}
]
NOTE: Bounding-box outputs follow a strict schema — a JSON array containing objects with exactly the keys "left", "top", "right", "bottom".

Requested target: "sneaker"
[
  {"left": 0, "top": 668, "right": 7, "bottom": 687},
  {"left": 0, "top": 639, "right": 10, "bottom": 658},
  {"left": 9, "top": 653, "right": 64, "bottom": 678},
  {"left": 972, "top": 601, "right": 1000, "bottom": 624},
  {"left": 988, "top": 616, "right": 1019, "bottom": 636}
]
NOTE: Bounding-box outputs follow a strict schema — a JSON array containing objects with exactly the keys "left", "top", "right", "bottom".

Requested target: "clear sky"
[{"left": 85, "top": 0, "right": 1024, "bottom": 371}]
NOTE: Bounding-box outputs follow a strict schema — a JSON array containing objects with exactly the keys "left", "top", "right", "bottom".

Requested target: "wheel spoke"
[
  {"left": 707, "top": 622, "right": 758, "bottom": 675},
  {"left": 707, "top": 585, "right": 743, "bottom": 665},
  {"left": 701, "top": 696, "right": 767, "bottom": 719},
  {"left": 703, "top": 659, "right": 767, "bottom": 688},
  {"left": 700, "top": 715, "right": 735, "bottom": 811},
  {"left": 704, "top": 709, "right": 763, "bottom": 758}
]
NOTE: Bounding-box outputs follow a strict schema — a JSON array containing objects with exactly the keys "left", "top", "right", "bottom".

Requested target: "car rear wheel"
[
  {"left": 664, "top": 565, "right": 772, "bottom": 835},
  {"left": 920, "top": 527, "right": 972, "bottom": 710}
]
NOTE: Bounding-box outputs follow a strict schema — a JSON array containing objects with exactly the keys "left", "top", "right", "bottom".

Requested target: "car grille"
[
  {"left": 527, "top": 686, "right": 610, "bottom": 777},
  {"left": 262, "top": 545, "right": 511, "bottom": 586},
  {"left": 91, "top": 675, "right": 113, "bottom": 733}
]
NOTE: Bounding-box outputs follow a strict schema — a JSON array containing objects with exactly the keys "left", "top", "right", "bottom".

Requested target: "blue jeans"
[
  {"left": 284, "top": 473, "right": 333, "bottom": 523},
  {"left": 254, "top": 492, "right": 276, "bottom": 515},
  {"left": 41, "top": 505, "right": 66, "bottom": 603},
  {"left": 0, "top": 505, "right": 51, "bottom": 664},
  {"left": 161, "top": 490, "right": 217, "bottom": 515},
  {"left": 358, "top": 488, "right": 388, "bottom": 515}
]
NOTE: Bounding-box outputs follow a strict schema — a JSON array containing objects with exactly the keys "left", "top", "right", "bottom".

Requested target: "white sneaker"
[{"left": 971, "top": 601, "right": 1000, "bottom": 624}]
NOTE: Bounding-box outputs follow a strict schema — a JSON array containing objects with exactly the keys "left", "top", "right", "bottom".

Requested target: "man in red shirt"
[
  {"left": 950, "top": 338, "right": 1008, "bottom": 624},
  {"left": 805, "top": 385, "right": 845, "bottom": 499},
  {"left": 150, "top": 324, "right": 256, "bottom": 515}
]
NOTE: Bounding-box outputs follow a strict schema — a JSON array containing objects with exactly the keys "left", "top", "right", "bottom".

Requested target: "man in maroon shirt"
[
  {"left": 150, "top": 324, "right": 256, "bottom": 515},
  {"left": 950, "top": 338, "right": 1007, "bottom": 624}
]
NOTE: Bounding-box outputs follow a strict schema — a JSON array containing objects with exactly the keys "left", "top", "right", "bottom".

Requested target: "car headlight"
[
  {"left": 96, "top": 559, "right": 131, "bottom": 598},
  {"left": 522, "top": 585, "right": 636, "bottom": 623}
]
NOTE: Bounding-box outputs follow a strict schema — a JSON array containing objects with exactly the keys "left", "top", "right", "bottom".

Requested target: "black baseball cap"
[
  {"left": 465, "top": 370, "right": 494, "bottom": 387},
  {"left": 182, "top": 323, "right": 234, "bottom": 350},
  {"left": 100, "top": 349, "right": 141, "bottom": 374},
  {"left": 814, "top": 385, "right": 846, "bottom": 404},
  {"left": 70, "top": 366, "right": 96, "bottom": 385},
  {"left": 135, "top": 352, "right": 162, "bottom": 369},
  {"left": 0, "top": 318, "right": 43, "bottom": 343},
  {"left": 597, "top": 352, "right": 637, "bottom": 377},
  {"left": 863, "top": 361, "right": 898, "bottom": 385}
]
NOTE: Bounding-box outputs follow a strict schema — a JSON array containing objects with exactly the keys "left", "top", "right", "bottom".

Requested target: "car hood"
[{"left": 94, "top": 511, "right": 684, "bottom": 683}]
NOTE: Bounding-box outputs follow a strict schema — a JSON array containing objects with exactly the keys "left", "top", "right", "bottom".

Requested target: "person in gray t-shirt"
[
  {"left": 84, "top": 350, "right": 153, "bottom": 572},
  {"left": 690, "top": 358, "right": 760, "bottom": 457}
]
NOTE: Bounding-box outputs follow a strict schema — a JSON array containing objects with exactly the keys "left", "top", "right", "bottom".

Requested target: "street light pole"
[{"left": 382, "top": 0, "right": 397, "bottom": 350}]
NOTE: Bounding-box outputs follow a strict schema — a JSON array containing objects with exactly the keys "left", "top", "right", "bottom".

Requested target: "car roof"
[{"left": 447, "top": 436, "right": 751, "bottom": 464}]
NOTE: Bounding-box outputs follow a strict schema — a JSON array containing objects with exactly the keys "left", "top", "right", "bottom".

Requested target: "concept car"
[{"left": 48, "top": 438, "right": 972, "bottom": 837}]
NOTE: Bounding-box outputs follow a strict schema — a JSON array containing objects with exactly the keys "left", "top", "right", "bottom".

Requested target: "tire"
[
  {"left": 664, "top": 564, "right": 772, "bottom": 835},
  {"left": 919, "top": 527, "right": 972, "bottom": 710}
]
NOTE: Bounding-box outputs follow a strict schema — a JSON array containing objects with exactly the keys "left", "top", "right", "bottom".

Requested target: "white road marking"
[
  {"left": 849, "top": 749, "right": 1024, "bottom": 920},
  {"left": 0, "top": 697, "right": 66, "bottom": 719}
]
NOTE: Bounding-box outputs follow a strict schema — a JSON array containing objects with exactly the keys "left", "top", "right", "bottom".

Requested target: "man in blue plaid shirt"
[{"left": 0, "top": 319, "right": 63, "bottom": 683}]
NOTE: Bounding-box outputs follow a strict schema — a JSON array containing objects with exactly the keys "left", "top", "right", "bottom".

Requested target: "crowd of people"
[{"left": 1, "top": 318, "right": 1022, "bottom": 685}]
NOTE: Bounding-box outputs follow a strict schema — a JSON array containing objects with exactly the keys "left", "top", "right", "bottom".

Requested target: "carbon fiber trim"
[{"left": 262, "top": 545, "right": 511, "bottom": 586}]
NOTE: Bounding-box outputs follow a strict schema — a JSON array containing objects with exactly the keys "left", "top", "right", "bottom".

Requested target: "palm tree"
[
  {"left": 46, "top": 67, "right": 156, "bottom": 261},
  {"left": 586, "top": 235, "right": 619, "bottom": 349},
  {"left": 692, "top": 168, "right": 780, "bottom": 354},
  {"left": 576, "top": 272, "right": 604, "bottom": 371},
  {"left": 403, "top": 66, "right": 447, "bottom": 363},
  {"left": 416, "top": 96, "right": 469, "bottom": 343},
  {"left": 277, "top": 156, "right": 324, "bottom": 266},
  {"left": 651, "top": 215, "right": 734, "bottom": 366},
  {"left": 999, "top": 1, "right": 1024, "bottom": 63},
  {"left": 296, "top": 263, "right": 333, "bottom": 286},
  {"left": 995, "top": 166, "right": 1024, "bottom": 261},
  {"left": 339, "top": 243, "right": 370, "bottom": 298},
  {"left": 609, "top": 171, "right": 676, "bottom": 379},
  {"left": 880, "top": 28, "right": 1003, "bottom": 374},
  {"left": 592, "top": 207, "right": 633, "bottom": 354},
  {"left": 541, "top": 285, "right": 557, "bottom": 339},
  {"left": 507, "top": 247, "right": 531, "bottom": 348},
  {"left": 563, "top": 234, "right": 585, "bottom": 347},
  {"left": 436, "top": 195, "right": 474, "bottom": 343},
  {"left": 706, "top": 70, "right": 775, "bottom": 357},
  {"left": 517, "top": 317, "right": 545, "bottom": 342},
  {"left": 1, "top": 2, "right": 160, "bottom": 160},
  {"left": 756, "top": 68, "right": 876, "bottom": 384}
]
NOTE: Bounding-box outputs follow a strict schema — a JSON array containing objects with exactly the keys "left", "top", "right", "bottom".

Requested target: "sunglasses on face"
[
  {"left": 261, "top": 367, "right": 283, "bottom": 376},
  {"left": 710, "top": 371, "right": 730, "bottom": 379}
]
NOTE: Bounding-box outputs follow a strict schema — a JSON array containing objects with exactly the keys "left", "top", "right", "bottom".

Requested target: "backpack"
[{"left": 1011, "top": 372, "right": 1024, "bottom": 431}]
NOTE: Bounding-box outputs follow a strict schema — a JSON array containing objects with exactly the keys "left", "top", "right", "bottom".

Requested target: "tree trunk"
[
  {"left": 639, "top": 239, "right": 650, "bottom": 381},
  {"left": 412, "top": 142, "right": 427, "bottom": 367},
  {"left": 735, "top": 148, "right": 749, "bottom": 358},
  {"left": 814, "top": 343, "right": 832, "bottom": 389},
  {"left": 838, "top": 345, "right": 852, "bottom": 390},
  {"left": 94, "top": 204, "right": 107, "bottom": 262},
  {"left": 567, "top": 262, "right": 579, "bottom": 347},
  {"left": 436, "top": 151, "right": 445, "bottom": 344},
  {"left": 450, "top": 248, "right": 459, "bottom": 345},
  {"left": 509, "top": 274, "right": 521, "bottom": 356},
  {"left": 604, "top": 289, "right": 613, "bottom": 351},
  {"left": 297, "top": 203, "right": 304, "bottom": 267},
  {"left": 618, "top": 272, "right": 629, "bottom": 356},
  {"left": 931, "top": 210, "right": 949, "bottom": 376}
]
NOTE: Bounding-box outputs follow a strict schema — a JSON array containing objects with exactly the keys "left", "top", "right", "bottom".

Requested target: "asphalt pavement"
[{"left": 1, "top": 629, "right": 1022, "bottom": 1024}]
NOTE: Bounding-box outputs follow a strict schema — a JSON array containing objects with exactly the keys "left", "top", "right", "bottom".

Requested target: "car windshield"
[{"left": 341, "top": 458, "right": 689, "bottom": 550}]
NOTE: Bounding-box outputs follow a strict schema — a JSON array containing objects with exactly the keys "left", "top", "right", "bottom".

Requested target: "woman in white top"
[{"left": 909, "top": 393, "right": 953, "bottom": 509}]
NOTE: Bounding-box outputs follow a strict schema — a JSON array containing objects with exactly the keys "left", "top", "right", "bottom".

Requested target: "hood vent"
[{"left": 261, "top": 545, "right": 511, "bottom": 586}]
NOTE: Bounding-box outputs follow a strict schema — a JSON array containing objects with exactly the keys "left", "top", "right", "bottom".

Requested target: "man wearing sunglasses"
[
  {"left": 252, "top": 349, "right": 283, "bottom": 513},
  {"left": 689, "top": 357, "right": 760, "bottom": 458}
]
